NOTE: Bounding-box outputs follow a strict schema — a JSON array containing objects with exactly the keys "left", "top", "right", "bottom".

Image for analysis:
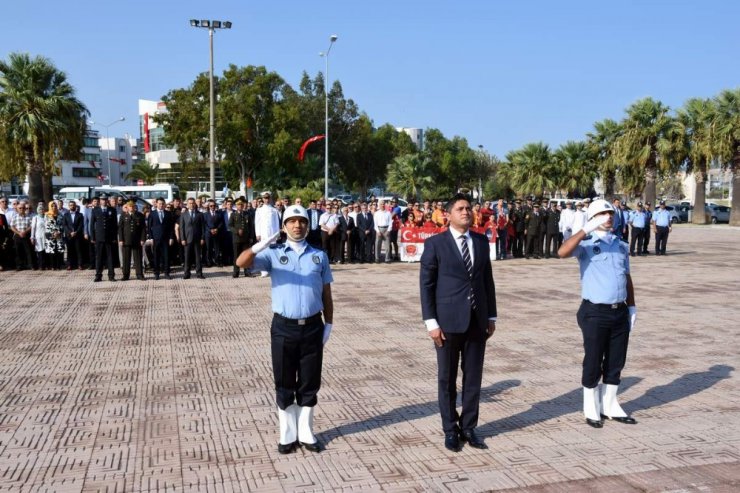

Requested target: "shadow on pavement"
[{"left": 320, "top": 379, "right": 521, "bottom": 445}]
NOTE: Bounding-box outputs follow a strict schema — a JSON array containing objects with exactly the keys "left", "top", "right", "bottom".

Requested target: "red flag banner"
[
  {"left": 144, "top": 113, "right": 150, "bottom": 153},
  {"left": 298, "top": 135, "right": 325, "bottom": 162}
]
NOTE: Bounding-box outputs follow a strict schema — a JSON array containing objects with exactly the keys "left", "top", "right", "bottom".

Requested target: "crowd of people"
[{"left": 0, "top": 191, "right": 675, "bottom": 278}]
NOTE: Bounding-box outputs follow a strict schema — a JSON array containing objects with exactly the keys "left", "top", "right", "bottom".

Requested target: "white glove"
[
  {"left": 582, "top": 214, "right": 610, "bottom": 235},
  {"left": 628, "top": 306, "right": 637, "bottom": 331},
  {"left": 251, "top": 231, "right": 281, "bottom": 254},
  {"left": 322, "top": 323, "right": 332, "bottom": 345}
]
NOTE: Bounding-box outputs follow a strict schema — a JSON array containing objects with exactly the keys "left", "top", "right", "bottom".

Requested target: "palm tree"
[
  {"left": 0, "top": 53, "right": 88, "bottom": 206},
  {"left": 615, "top": 97, "right": 676, "bottom": 205},
  {"left": 386, "top": 153, "right": 433, "bottom": 201},
  {"left": 714, "top": 88, "right": 740, "bottom": 226},
  {"left": 587, "top": 119, "right": 622, "bottom": 198},
  {"left": 125, "top": 161, "right": 160, "bottom": 185},
  {"left": 675, "top": 98, "right": 716, "bottom": 224},
  {"left": 499, "top": 142, "right": 555, "bottom": 197},
  {"left": 553, "top": 140, "right": 596, "bottom": 197}
]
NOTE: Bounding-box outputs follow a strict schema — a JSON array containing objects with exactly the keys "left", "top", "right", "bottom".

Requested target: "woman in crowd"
[
  {"left": 31, "top": 202, "right": 47, "bottom": 270},
  {"left": 44, "top": 201, "right": 66, "bottom": 270}
]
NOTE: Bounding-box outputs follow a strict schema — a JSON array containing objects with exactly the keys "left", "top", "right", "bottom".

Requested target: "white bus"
[{"left": 114, "top": 184, "right": 180, "bottom": 204}]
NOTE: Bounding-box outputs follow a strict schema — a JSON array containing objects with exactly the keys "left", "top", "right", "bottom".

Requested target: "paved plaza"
[{"left": 0, "top": 225, "right": 738, "bottom": 492}]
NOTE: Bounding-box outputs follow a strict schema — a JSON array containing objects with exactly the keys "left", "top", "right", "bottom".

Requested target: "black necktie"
[{"left": 460, "top": 236, "right": 476, "bottom": 310}]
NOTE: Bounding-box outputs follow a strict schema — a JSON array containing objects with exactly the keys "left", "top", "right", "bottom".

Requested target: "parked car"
[
  {"left": 661, "top": 205, "right": 682, "bottom": 223},
  {"left": 705, "top": 204, "right": 731, "bottom": 223},
  {"left": 375, "top": 196, "right": 408, "bottom": 213},
  {"left": 667, "top": 203, "right": 691, "bottom": 222}
]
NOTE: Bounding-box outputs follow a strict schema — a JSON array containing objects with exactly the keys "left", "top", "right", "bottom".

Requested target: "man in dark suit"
[
  {"left": 355, "top": 202, "right": 374, "bottom": 263},
  {"left": 204, "top": 199, "right": 224, "bottom": 267},
  {"left": 228, "top": 198, "right": 255, "bottom": 277},
  {"left": 118, "top": 200, "right": 147, "bottom": 280},
  {"left": 337, "top": 205, "right": 355, "bottom": 264},
  {"left": 91, "top": 195, "right": 119, "bottom": 282},
  {"left": 545, "top": 202, "right": 561, "bottom": 259},
  {"left": 306, "top": 200, "right": 322, "bottom": 249},
  {"left": 147, "top": 196, "right": 174, "bottom": 280},
  {"left": 63, "top": 200, "right": 85, "bottom": 270},
  {"left": 179, "top": 197, "right": 205, "bottom": 279},
  {"left": 419, "top": 193, "right": 497, "bottom": 452},
  {"left": 524, "top": 204, "right": 542, "bottom": 259}
]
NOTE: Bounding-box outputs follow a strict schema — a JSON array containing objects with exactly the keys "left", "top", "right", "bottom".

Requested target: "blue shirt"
[
  {"left": 652, "top": 209, "right": 671, "bottom": 227},
  {"left": 251, "top": 242, "right": 333, "bottom": 319},
  {"left": 629, "top": 210, "right": 647, "bottom": 228},
  {"left": 572, "top": 234, "right": 630, "bottom": 304}
]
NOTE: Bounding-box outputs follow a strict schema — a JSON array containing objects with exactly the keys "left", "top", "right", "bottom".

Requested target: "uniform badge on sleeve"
[
  {"left": 593, "top": 246, "right": 601, "bottom": 255},
  {"left": 279, "top": 256, "right": 289, "bottom": 265},
  {"left": 312, "top": 255, "right": 321, "bottom": 264}
]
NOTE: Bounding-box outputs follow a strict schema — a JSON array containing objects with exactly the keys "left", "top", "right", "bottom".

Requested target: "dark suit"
[
  {"left": 178, "top": 209, "right": 205, "bottom": 277},
  {"left": 204, "top": 210, "right": 224, "bottom": 266},
  {"left": 355, "top": 211, "right": 374, "bottom": 262},
  {"left": 91, "top": 206, "right": 118, "bottom": 280},
  {"left": 147, "top": 208, "right": 174, "bottom": 277},
  {"left": 524, "top": 210, "right": 542, "bottom": 258},
  {"left": 118, "top": 210, "right": 146, "bottom": 279},
  {"left": 545, "top": 207, "right": 561, "bottom": 258},
  {"left": 337, "top": 214, "right": 354, "bottom": 263},
  {"left": 63, "top": 211, "right": 84, "bottom": 268},
  {"left": 306, "top": 208, "right": 322, "bottom": 249},
  {"left": 228, "top": 210, "right": 254, "bottom": 276},
  {"left": 420, "top": 229, "right": 497, "bottom": 434}
]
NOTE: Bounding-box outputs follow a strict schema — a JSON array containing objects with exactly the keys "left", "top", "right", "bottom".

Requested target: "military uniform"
[
  {"left": 545, "top": 205, "right": 561, "bottom": 258},
  {"left": 118, "top": 208, "right": 146, "bottom": 280},
  {"left": 90, "top": 202, "right": 118, "bottom": 281},
  {"left": 524, "top": 206, "right": 542, "bottom": 258},
  {"left": 229, "top": 208, "right": 255, "bottom": 277}
]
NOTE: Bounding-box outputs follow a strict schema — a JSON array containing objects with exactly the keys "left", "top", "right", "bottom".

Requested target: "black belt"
[
  {"left": 583, "top": 300, "right": 627, "bottom": 310},
  {"left": 273, "top": 312, "right": 323, "bottom": 326}
]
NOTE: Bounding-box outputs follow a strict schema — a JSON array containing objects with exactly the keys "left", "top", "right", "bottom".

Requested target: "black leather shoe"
[
  {"left": 586, "top": 418, "right": 604, "bottom": 428},
  {"left": 444, "top": 432, "right": 461, "bottom": 452},
  {"left": 601, "top": 414, "right": 637, "bottom": 424},
  {"left": 164, "top": 274, "right": 172, "bottom": 280},
  {"left": 459, "top": 429, "right": 488, "bottom": 449},
  {"left": 108, "top": 278, "right": 116, "bottom": 282},
  {"left": 183, "top": 274, "right": 191, "bottom": 280},
  {"left": 197, "top": 274, "right": 205, "bottom": 279},
  {"left": 232, "top": 272, "right": 239, "bottom": 278},
  {"left": 93, "top": 278, "right": 102, "bottom": 283},
  {"left": 277, "top": 442, "right": 296, "bottom": 454},
  {"left": 155, "top": 274, "right": 160, "bottom": 280},
  {"left": 299, "top": 440, "right": 323, "bottom": 453}
]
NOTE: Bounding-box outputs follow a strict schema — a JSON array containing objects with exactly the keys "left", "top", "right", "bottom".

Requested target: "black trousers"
[
  {"left": 577, "top": 301, "right": 630, "bottom": 388},
  {"left": 122, "top": 245, "right": 143, "bottom": 279},
  {"left": 358, "top": 231, "right": 372, "bottom": 261},
  {"left": 66, "top": 235, "right": 82, "bottom": 268},
  {"left": 525, "top": 234, "right": 541, "bottom": 257},
  {"left": 496, "top": 229, "right": 507, "bottom": 259},
  {"left": 642, "top": 226, "right": 650, "bottom": 253},
  {"left": 655, "top": 226, "right": 669, "bottom": 254},
  {"left": 307, "top": 229, "right": 322, "bottom": 249},
  {"left": 629, "top": 227, "right": 644, "bottom": 254},
  {"left": 206, "top": 234, "right": 220, "bottom": 265},
  {"left": 183, "top": 241, "right": 202, "bottom": 276},
  {"left": 321, "top": 231, "right": 338, "bottom": 261},
  {"left": 339, "top": 232, "right": 352, "bottom": 262},
  {"left": 435, "top": 312, "right": 487, "bottom": 433},
  {"left": 271, "top": 314, "right": 324, "bottom": 410},
  {"left": 95, "top": 241, "right": 115, "bottom": 279},
  {"left": 233, "top": 241, "right": 249, "bottom": 274},
  {"left": 152, "top": 239, "right": 170, "bottom": 275},
  {"left": 545, "top": 232, "right": 559, "bottom": 258},
  {"left": 14, "top": 237, "right": 33, "bottom": 269},
  {"left": 513, "top": 231, "right": 524, "bottom": 257}
]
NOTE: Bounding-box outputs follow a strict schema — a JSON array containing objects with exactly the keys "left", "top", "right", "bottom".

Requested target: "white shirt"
[
  {"left": 319, "top": 212, "right": 339, "bottom": 230},
  {"left": 255, "top": 203, "right": 281, "bottom": 240},
  {"left": 572, "top": 209, "right": 588, "bottom": 233},
  {"left": 373, "top": 210, "right": 392, "bottom": 231},
  {"left": 348, "top": 210, "right": 358, "bottom": 223},
  {"left": 559, "top": 207, "right": 576, "bottom": 232}
]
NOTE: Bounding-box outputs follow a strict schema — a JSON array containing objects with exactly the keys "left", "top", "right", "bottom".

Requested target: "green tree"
[
  {"left": 0, "top": 53, "right": 88, "bottom": 206},
  {"left": 553, "top": 140, "right": 596, "bottom": 197},
  {"left": 125, "top": 161, "right": 159, "bottom": 185},
  {"left": 587, "top": 118, "right": 622, "bottom": 198},
  {"left": 714, "top": 88, "right": 740, "bottom": 225},
  {"left": 499, "top": 142, "right": 555, "bottom": 197},
  {"left": 615, "top": 97, "right": 676, "bottom": 204},
  {"left": 386, "top": 153, "right": 433, "bottom": 201},
  {"left": 675, "top": 98, "right": 716, "bottom": 224}
]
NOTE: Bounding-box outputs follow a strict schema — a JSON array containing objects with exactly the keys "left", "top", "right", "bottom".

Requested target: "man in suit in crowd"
[
  {"left": 118, "top": 200, "right": 146, "bottom": 281},
  {"left": 524, "top": 203, "right": 543, "bottom": 259},
  {"left": 337, "top": 205, "right": 355, "bottom": 264},
  {"left": 306, "top": 200, "right": 323, "bottom": 249},
  {"left": 63, "top": 199, "right": 85, "bottom": 270},
  {"left": 420, "top": 193, "right": 497, "bottom": 452},
  {"left": 228, "top": 198, "right": 255, "bottom": 277},
  {"left": 147, "top": 196, "right": 174, "bottom": 280},
  {"left": 545, "top": 201, "right": 561, "bottom": 259},
  {"left": 204, "top": 199, "right": 224, "bottom": 267},
  {"left": 83, "top": 197, "right": 98, "bottom": 269},
  {"left": 355, "top": 202, "right": 374, "bottom": 263},
  {"left": 91, "top": 195, "right": 119, "bottom": 282},
  {"left": 179, "top": 197, "right": 205, "bottom": 279}
]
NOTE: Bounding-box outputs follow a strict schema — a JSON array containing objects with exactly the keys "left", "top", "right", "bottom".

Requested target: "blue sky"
[{"left": 2, "top": 0, "right": 738, "bottom": 158}]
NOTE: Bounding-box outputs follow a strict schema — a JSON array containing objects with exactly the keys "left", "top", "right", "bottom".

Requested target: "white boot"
[
  {"left": 297, "top": 406, "right": 322, "bottom": 451},
  {"left": 583, "top": 386, "right": 602, "bottom": 426},
  {"left": 601, "top": 384, "right": 635, "bottom": 423},
  {"left": 278, "top": 404, "right": 298, "bottom": 445}
]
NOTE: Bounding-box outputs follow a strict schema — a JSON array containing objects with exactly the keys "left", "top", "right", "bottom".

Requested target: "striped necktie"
[{"left": 460, "top": 236, "right": 476, "bottom": 309}]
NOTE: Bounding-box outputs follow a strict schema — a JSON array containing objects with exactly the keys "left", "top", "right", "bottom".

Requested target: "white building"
[
  {"left": 395, "top": 127, "right": 424, "bottom": 150},
  {"left": 139, "top": 99, "right": 179, "bottom": 169}
]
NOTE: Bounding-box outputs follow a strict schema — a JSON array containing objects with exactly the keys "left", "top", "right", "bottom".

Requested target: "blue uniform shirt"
[
  {"left": 252, "top": 243, "right": 333, "bottom": 319},
  {"left": 572, "top": 234, "right": 630, "bottom": 304},
  {"left": 629, "top": 210, "right": 647, "bottom": 228},
  {"left": 653, "top": 209, "right": 671, "bottom": 227}
]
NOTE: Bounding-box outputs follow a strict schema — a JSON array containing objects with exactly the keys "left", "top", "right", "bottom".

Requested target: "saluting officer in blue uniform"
[
  {"left": 651, "top": 200, "right": 672, "bottom": 255},
  {"left": 627, "top": 202, "right": 647, "bottom": 256},
  {"left": 559, "top": 199, "right": 638, "bottom": 428},
  {"left": 236, "top": 205, "right": 333, "bottom": 454}
]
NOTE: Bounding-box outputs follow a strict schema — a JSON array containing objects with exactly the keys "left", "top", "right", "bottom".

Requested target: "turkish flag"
[{"left": 298, "top": 135, "right": 325, "bottom": 162}]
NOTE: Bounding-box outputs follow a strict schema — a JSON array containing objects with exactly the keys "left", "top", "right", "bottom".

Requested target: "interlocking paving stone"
[{"left": 0, "top": 225, "right": 738, "bottom": 492}]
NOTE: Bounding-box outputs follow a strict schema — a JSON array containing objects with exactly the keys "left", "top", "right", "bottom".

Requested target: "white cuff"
[
  {"left": 488, "top": 317, "right": 497, "bottom": 322},
  {"left": 424, "top": 319, "right": 440, "bottom": 331}
]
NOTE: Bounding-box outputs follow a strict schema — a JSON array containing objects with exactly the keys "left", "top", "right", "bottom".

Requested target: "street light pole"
[
  {"left": 320, "top": 34, "right": 338, "bottom": 200},
  {"left": 190, "top": 19, "right": 232, "bottom": 199},
  {"left": 91, "top": 117, "right": 125, "bottom": 186},
  {"left": 478, "top": 144, "right": 485, "bottom": 203}
]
